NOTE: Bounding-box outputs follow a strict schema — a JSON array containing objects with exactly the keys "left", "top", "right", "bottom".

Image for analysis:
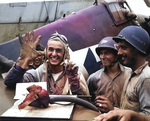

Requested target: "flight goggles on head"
[{"left": 49, "top": 32, "right": 68, "bottom": 47}]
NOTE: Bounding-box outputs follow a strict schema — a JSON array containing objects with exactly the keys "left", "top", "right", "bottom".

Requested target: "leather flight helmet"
[
  {"left": 113, "top": 25, "right": 150, "bottom": 55},
  {"left": 96, "top": 37, "right": 118, "bottom": 56}
]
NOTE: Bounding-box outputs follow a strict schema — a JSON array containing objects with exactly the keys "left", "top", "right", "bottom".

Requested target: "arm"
[
  {"left": 66, "top": 61, "right": 89, "bottom": 95},
  {"left": 87, "top": 71, "right": 102, "bottom": 101},
  {"left": 4, "top": 64, "right": 26, "bottom": 87},
  {"left": 23, "top": 64, "right": 45, "bottom": 83},
  {"left": 138, "top": 78, "right": 150, "bottom": 116},
  {"left": 0, "top": 54, "right": 15, "bottom": 73},
  {"left": 93, "top": 109, "right": 150, "bottom": 121},
  {"left": 4, "top": 31, "right": 44, "bottom": 87},
  {"left": 87, "top": 76, "right": 97, "bottom": 101},
  {"left": 23, "top": 72, "right": 36, "bottom": 83},
  {"left": 75, "top": 72, "right": 90, "bottom": 95}
]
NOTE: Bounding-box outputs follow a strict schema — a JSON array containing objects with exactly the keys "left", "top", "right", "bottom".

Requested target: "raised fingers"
[
  {"left": 30, "top": 31, "right": 34, "bottom": 42},
  {"left": 36, "top": 51, "right": 45, "bottom": 57},
  {"left": 66, "top": 61, "right": 73, "bottom": 69},
  {"left": 24, "top": 31, "right": 30, "bottom": 42},
  {"left": 34, "top": 35, "right": 42, "bottom": 46}
]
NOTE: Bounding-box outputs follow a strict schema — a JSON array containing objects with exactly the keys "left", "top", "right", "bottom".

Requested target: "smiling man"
[
  {"left": 93, "top": 25, "right": 150, "bottom": 121},
  {"left": 22, "top": 32, "right": 89, "bottom": 95},
  {"left": 87, "top": 37, "right": 131, "bottom": 113},
  {"left": 113, "top": 25, "right": 150, "bottom": 116}
]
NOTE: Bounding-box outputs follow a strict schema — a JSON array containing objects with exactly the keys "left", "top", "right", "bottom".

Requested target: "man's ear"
[
  {"left": 44, "top": 48, "right": 47, "bottom": 55},
  {"left": 44, "top": 48, "right": 48, "bottom": 61},
  {"left": 65, "top": 48, "right": 70, "bottom": 60}
]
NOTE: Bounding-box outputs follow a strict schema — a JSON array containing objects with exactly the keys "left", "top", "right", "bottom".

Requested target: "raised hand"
[
  {"left": 66, "top": 61, "right": 79, "bottom": 89},
  {"left": 17, "top": 31, "right": 44, "bottom": 68},
  {"left": 19, "top": 31, "right": 44, "bottom": 61}
]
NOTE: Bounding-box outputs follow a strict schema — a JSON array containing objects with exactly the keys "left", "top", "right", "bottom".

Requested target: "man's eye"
[
  {"left": 49, "top": 47, "right": 54, "bottom": 52},
  {"left": 48, "top": 47, "right": 62, "bottom": 53},
  {"left": 56, "top": 49, "right": 62, "bottom": 53},
  {"left": 122, "top": 46, "right": 127, "bottom": 50},
  {"left": 105, "top": 52, "right": 110, "bottom": 55}
]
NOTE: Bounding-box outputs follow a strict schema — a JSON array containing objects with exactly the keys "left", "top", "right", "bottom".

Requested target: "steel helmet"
[
  {"left": 113, "top": 26, "right": 150, "bottom": 55},
  {"left": 96, "top": 37, "right": 118, "bottom": 56}
]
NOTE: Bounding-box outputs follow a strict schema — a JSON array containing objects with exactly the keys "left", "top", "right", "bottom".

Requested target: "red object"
[{"left": 18, "top": 85, "right": 49, "bottom": 109}]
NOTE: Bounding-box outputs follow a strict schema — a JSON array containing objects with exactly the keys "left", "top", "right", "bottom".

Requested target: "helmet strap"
[{"left": 108, "top": 60, "right": 118, "bottom": 67}]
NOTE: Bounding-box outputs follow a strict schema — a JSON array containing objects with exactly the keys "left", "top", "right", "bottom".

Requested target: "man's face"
[
  {"left": 33, "top": 55, "right": 44, "bottom": 68},
  {"left": 117, "top": 40, "right": 136, "bottom": 67},
  {"left": 99, "top": 48, "right": 117, "bottom": 67},
  {"left": 46, "top": 40, "right": 64, "bottom": 66}
]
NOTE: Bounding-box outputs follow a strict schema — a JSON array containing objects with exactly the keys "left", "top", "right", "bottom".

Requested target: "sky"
[{"left": 126, "top": 0, "right": 150, "bottom": 16}]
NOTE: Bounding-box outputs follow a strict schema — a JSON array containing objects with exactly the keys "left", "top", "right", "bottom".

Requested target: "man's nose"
[
  {"left": 117, "top": 48, "right": 123, "bottom": 55},
  {"left": 100, "top": 54, "right": 105, "bottom": 59},
  {"left": 52, "top": 50, "right": 57, "bottom": 56}
]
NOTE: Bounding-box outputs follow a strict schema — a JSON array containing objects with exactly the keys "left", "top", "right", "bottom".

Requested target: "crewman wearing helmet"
[
  {"left": 93, "top": 25, "right": 150, "bottom": 121},
  {"left": 87, "top": 37, "right": 131, "bottom": 113},
  {"left": 112, "top": 25, "right": 150, "bottom": 116}
]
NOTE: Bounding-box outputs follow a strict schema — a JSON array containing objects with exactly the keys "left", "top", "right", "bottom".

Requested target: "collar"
[
  {"left": 133, "top": 61, "right": 148, "bottom": 75},
  {"left": 103, "top": 63, "right": 125, "bottom": 72}
]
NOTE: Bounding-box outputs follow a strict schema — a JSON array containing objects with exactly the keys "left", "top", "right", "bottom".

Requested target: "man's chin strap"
[{"left": 108, "top": 60, "right": 118, "bottom": 67}]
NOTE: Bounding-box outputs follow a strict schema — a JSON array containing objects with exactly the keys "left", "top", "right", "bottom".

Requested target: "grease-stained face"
[
  {"left": 46, "top": 40, "right": 65, "bottom": 66},
  {"left": 33, "top": 55, "right": 44, "bottom": 68},
  {"left": 117, "top": 40, "right": 135, "bottom": 67},
  {"left": 99, "top": 48, "right": 117, "bottom": 67}
]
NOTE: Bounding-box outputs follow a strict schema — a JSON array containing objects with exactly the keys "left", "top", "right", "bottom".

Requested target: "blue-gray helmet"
[
  {"left": 96, "top": 37, "right": 118, "bottom": 56},
  {"left": 113, "top": 26, "right": 150, "bottom": 55}
]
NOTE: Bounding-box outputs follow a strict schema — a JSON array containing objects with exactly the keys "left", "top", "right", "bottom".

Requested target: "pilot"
[
  {"left": 16, "top": 31, "right": 89, "bottom": 95},
  {"left": 87, "top": 37, "right": 131, "bottom": 113},
  {"left": 4, "top": 38, "right": 44, "bottom": 88}
]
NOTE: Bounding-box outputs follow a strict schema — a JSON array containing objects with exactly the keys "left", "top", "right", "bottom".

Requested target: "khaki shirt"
[
  {"left": 87, "top": 63, "right": 131, "bottom": 107},
  {"left": 120, "top": 62, "right": 150, "bottom": 116}
]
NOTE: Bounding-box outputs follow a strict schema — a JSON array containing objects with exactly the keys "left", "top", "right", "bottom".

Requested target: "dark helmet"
[
  {"left": 113, "top": 26, "right": 150, "bottom": 55},
  {"left": 96, "top": 37, "right": 118, "bottom": 56}
]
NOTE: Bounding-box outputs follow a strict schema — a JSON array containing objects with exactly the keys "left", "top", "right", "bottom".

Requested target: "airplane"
[{"left": 0, "top": 0, "right": 150, "bottom": 80}]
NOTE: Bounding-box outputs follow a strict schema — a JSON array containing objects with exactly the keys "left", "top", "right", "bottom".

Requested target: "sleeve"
[
  {"left": 23, "top": 64, "right": 45, "bottom": 83},
  {"left": 87, "top": 75, "right": 97, "bottom": 101},
  {"left": 138, "top": 78, "right": 150, "bottom": 116},
  {"left": 23, "top": 72, "right": 37, "bottom": 83},
  {"left": 4, "top": 64, "right": 26, "bottom": 88},
  {"left": 0, "top": 54, "right": 15, "bottom": 72},
  {"left": 70, "top": 72, "right": 90, "bottom": 95},
  {"left": 87, "top": 71, "right": 102, "bottom": 102}
]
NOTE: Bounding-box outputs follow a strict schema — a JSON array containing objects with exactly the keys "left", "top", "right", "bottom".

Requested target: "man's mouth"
[
  {"left": 102, "top": 60, "right": 108, "bottom": 63},
  {"left": 34, "top": 59, "right": 40, "bottom": 63},
  {"left": 118, "top": 55, "right": 126, "bottom": 61},
  {"left": 50, "top": 57, "right": 58, "bottom": 62}
]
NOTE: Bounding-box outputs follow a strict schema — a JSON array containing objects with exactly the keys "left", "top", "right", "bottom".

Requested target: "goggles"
[{"left": 49, "top": 32, "right": 68, "bottom": 47}]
